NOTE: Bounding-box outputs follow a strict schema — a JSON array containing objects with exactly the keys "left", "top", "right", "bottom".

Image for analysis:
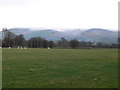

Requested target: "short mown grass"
[{"left": 2, "top": 48, "right": 118, "bottom": 88}]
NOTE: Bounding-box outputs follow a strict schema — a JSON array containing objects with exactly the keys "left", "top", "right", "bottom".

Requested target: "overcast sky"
[{"left": 0, "top": 0, "right": 119, "bottom": 31}]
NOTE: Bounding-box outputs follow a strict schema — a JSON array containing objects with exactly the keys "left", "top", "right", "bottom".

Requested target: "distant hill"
[
  {"left": 9, "top": 28, "right": 30, "bottom": 35},
  {"left": 23, "top": 30, "right": 64, "bottom": 40},
  {"left": 77, "top": 28, "right": 118, "bottom": 44},
  {"left": 1, "top": 28, "right": 118, "bottom": 44}
]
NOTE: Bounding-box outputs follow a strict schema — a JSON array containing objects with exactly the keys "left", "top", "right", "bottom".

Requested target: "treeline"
[{"left": 1, "top": 28, "right": 118, "bottom": 48}]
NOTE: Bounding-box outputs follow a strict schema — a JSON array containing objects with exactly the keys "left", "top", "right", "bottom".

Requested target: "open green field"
[{"left": 2, "top": 48, "right": 118, "bottom": 88}]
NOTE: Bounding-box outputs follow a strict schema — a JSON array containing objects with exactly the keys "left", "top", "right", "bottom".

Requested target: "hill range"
[{"left": 1, "top": 28, "right": 118, "bottom": 44}]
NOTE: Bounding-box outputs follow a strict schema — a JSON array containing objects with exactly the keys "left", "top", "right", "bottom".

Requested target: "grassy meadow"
[{"left": 2, "top": 48, "right": 118, "bottom": 88}]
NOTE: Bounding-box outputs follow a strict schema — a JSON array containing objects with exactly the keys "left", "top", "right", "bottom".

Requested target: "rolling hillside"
[{"left": 1, "top": 28, "right": 118, "bottom": 44}]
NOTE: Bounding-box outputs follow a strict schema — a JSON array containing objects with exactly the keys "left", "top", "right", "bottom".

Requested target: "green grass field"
[{"left": 2, "top": 48, "right": 118, "bottom": 88}]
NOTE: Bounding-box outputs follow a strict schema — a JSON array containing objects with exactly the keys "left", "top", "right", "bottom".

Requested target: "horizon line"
[{"left": 0, "top": 27, "right": 118, "bottom": 31}]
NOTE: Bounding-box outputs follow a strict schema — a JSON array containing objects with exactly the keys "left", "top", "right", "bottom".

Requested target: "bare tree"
[
  {"left": 2, "top": 28, "right": 16, "bottom": 47},
  {"left": 69, "top": 39, "right": 79, "bottom": 49},
  {"left": 14, "top": 34, "right": 26, "bottom": 47}
]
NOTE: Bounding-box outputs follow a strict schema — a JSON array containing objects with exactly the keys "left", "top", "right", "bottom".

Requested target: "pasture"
[{"left": 2, "top": 48, "right": 118, "bottom": 88}]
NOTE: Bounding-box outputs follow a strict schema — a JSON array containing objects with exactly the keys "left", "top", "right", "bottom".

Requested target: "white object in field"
[
  {"left": 18, "top": 47, "right": 20, "bottom": 49},
  {"left": 24, "top": 47, "right": 27, "bottom": 49},
  {"left": 9, "top": 47, "right": 11, "bottom": 49},
  {"left": 21, "top": 47, "right": 23, "bottom": 49},
  {"left": 0, "top": 47, "right": 1, "bottom": 48},
  {"left": 48, "top": 47, "right": 50, "bottom": 49}
]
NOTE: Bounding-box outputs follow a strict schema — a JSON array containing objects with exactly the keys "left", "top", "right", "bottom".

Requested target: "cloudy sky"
[{"left": 0, "top": 0, "right": 119, "bottom": 31}]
